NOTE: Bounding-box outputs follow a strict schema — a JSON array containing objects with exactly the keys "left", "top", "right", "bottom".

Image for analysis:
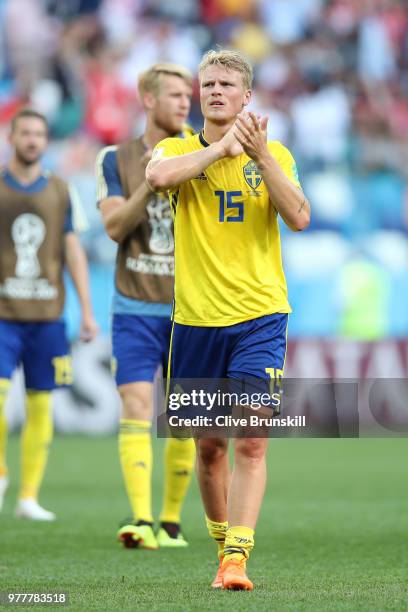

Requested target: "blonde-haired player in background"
[
  {"left": 96, "top": 64, "right": 196, "bottom": 549},
  {"left": 147, "top": 49, "right": 310, "bottom": 587}
]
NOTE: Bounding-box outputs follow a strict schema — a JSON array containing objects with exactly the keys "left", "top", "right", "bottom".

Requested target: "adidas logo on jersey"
[{"left": 194, "top": 172, "right": 207, "bottom": 180}]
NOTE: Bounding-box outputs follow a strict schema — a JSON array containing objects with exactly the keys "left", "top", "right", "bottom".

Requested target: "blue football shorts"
[
  {"left": 0, "top": 319, "right": 71, "bottom": 391},
  {"left": 111, "top": 313, "right": 172, "bottom": 386},
  {"left": 166, "top": 313, "right": 288, "bottom": 416}
]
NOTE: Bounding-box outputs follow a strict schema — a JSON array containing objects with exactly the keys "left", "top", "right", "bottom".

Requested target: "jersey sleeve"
[
  {"left": 268, "top": 142, "right": 302, "bottom": 189},
  {"left": 151, "top": 138, "right": 187, "bottom": 212},
  {"left": 151, "top": 137, "right": 186, "bottom": 161},
  {"left": 95, "top": 145, "right": 123, "bottom": 204}
]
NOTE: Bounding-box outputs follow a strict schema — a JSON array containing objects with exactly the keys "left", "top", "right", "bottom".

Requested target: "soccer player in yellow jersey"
[{"left": 147, "top": 49, "right": 310, "bottom": 590}]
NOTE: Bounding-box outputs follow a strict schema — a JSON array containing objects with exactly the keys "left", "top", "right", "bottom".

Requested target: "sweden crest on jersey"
[{"left": 243, "top": 160, "right": 262, "bottom": 190}]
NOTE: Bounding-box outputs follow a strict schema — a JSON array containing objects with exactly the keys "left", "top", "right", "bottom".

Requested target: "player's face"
[
  {"left": 153, "top": 75, "right": 192, "bottom": 134},
  {"left": 10, "top": 118, "right": 48, "bottom": 166},
  {"left": 200, "top": 65, "right": 251, "bottom": 124}
]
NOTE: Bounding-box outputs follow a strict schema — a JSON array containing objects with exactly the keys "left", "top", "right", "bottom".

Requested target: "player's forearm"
[
  {"left": 146, "top": 143, "right": 224, "bottom": 191},
  {"left": 103, "top": 181, "right": 151, "bottom": 243},
  {"left": 65, "top": 235, "right": 93, "bottom": 316},
  {"left": 257, "top": 153, "right": 310, "bottom": 231}
]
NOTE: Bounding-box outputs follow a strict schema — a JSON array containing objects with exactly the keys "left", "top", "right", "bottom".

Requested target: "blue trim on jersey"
[
  {"left": 112, "top": 288, "right": 172, "bottom": 317},
  {"left": 63, "top": 202, "right": 74, "bottom": 233},
  {"left": 199, "top": 131, "right": 209, "bottom": 148},
  {"left": 101, "top": 149, "right": 124, "bottom": 198},
  {"left": 3, "top": 169, "right": 49, "bottom": 194},
  {"left": 3, "top": 169, "right": 73, "bottom": 233}
]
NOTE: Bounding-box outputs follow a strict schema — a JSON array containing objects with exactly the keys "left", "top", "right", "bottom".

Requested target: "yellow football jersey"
[{"left": 153, "top": 132, "right": 301, "bottom": 327}]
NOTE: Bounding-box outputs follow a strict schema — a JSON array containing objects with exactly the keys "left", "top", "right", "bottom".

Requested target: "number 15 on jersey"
[{"left": 215, "top": 190, "right": 244, "bottom": 223}]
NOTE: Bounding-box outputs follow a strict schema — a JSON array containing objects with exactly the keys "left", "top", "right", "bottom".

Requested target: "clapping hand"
[{"left": 234, "top": 111, "right": 268, "bottom": 163}]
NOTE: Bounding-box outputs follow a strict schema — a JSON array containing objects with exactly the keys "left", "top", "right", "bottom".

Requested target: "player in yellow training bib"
[{"left": 147, "top": 49, "right": 310, "bottom": 591}]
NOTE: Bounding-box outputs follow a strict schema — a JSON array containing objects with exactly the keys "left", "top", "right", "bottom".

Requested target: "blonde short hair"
[
  {"left": 138, "top": 63, "right": 193, "bottom": 99},
  {"left": 199, "top": 49, "right": 253, "bottom": 90}
]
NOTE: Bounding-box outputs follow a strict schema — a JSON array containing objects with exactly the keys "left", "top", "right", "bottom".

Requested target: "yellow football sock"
[
  {"left": 0, "top": 379, "right": 11, "bottom": 478},
  {"left": 223, "top": 526, "right": 255, "bottom": 563},
  {"left": 119, "top": 419, "right": 153, "bottom": 523},
  {"left": 159, "top": 436, "right": 195, "bottom": 523},
  {"left": 19, "top": 391, "right": 53, "bottom": 500},
  {"left": 206, "top": 516, "right": 228, "bottom": 559}
]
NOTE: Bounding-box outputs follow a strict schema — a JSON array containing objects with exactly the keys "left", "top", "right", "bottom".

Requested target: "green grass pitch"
[{"left": 1, "top": 436, "right": 407, "bottom": 611}]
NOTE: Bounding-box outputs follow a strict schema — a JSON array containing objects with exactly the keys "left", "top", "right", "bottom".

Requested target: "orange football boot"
[
  {"left": 211, "top": 556, "right": 224, "bottom": 588},
  {"left": 222, "top": 558, "right": 254, "bottom": 591}
]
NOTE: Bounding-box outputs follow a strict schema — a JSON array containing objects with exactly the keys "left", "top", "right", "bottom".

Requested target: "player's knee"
[
  {"left": 119, "top": 385, "right": 152, "bottom": 421},
  {"left": 196, "top": 438, "right": 228, "bottom": 466},
  {"left": 234, "top": 438, "right": 267, "bottom": 463}
]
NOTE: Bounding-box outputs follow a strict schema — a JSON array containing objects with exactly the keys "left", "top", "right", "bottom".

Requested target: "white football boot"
[{"left": 15, "top": 498, "right": 56, "bottom": 521}]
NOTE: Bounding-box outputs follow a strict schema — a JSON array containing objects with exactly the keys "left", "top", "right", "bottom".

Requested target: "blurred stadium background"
[{"left": 1, "top": 0, "right": 407, "bottom": 429}]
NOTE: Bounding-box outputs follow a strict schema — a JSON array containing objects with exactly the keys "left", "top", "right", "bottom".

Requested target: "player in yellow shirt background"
[{"left": 147, "top": 49, "right": 310, "bottom": 589}]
